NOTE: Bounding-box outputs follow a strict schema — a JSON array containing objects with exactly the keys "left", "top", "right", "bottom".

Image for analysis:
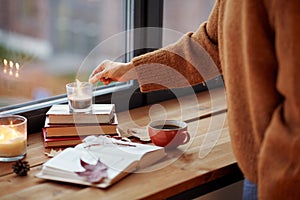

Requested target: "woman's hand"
[{"left": 89, "top": 60, "right": 137, "bottom": 85}]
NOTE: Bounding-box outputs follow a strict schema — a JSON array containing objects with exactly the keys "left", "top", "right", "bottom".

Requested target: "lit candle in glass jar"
[
  {"left": 0, "top": 115, "right": 27, "bottom": 162},
  {"left": 66, "top": 80, "right": 93, "bottom": 113}
]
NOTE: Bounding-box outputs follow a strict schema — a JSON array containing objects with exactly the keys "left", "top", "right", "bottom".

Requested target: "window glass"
[
  {"left": 0, "top": 0, "right": 123, "bottom": 108},
  {"left": 162, "top": 0, "right": 214, "bottom": 45}
]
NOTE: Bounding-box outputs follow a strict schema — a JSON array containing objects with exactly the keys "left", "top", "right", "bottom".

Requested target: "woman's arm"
[
  {"left": 89, "top": 1, "right": 222, "bottom": 92},
  {"left": 132, "top": 0, "right": 222, "bottom": 92}
]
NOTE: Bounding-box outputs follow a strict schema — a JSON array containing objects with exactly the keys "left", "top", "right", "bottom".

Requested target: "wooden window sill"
[{"left": 0, "top": 87, "right": 242, "bottom": 199}]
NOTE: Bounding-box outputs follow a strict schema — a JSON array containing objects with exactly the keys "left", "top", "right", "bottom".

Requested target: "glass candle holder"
[
  {"left": 66, "top": 81, "right": 93, "bottom": 113},
  {"left": 0, "top": 115, "right": 27, "bottom": 162}
]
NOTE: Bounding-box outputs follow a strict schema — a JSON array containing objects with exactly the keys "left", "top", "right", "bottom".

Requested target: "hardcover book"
[
  {"left": 42, "top": 129, "right": 83, "bottom": 147},
  {"left": 36, "top": 136, "right": 166, "bottom": 188},
  {"left": 43, "top": 114, "right": 118, "bottom": 137},
  {"left": 46, "top": 104, "right": 115, "bottom": 124}
]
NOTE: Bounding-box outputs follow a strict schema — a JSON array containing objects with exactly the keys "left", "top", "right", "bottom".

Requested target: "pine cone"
[{"left": 12, "top": 160, "right": 30, "bottom": 176}]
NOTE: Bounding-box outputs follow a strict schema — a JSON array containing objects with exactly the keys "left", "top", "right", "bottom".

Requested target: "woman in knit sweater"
[{"left": 89, "top": 1, "right": 300, "bottom": 199}]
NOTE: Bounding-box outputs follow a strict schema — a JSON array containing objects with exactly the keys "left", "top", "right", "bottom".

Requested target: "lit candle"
[
  {"left": 0, "top": 115, "right": 27, "bottom": 162},
  {"left": 9, "top": 60, "right": 13, "bottom": 76},
  {"left": 3, "top": 59, "right": 7, "bottom": 74},
  {"left": 66, "top": 80, "right": 93, "bottom": 113},
  {"left": 15, "top": 62, "right": 20, "bottom": 78}
]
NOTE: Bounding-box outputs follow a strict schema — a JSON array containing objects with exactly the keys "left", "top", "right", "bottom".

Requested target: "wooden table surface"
[{"left": 0, "top": 88, "right": 242, "bottom": 200}]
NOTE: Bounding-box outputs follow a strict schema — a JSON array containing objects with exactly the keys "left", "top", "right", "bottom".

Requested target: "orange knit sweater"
[{"left": 132, "top": 0, "right": 300, "bottom": 199}]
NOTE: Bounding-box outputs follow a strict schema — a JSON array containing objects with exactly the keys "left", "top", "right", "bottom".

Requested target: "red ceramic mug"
[{"left": 148, "top": 120, "right": 190, "bottom": 149}]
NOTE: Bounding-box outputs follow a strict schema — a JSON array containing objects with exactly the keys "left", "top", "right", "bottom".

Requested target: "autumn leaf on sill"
[{"left": 76, "top": 159, "right": 108, "bottom": 183}]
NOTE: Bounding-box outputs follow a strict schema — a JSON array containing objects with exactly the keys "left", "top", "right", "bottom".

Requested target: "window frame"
[
  {"left": 0, "top": 0, "right": 220, "bottom": 134},
  {"left": 131, "top": 0, "right": 219, "bottom": 104},
  {"left": 0, "top": 0, "right": 141, "bottom": 133}
]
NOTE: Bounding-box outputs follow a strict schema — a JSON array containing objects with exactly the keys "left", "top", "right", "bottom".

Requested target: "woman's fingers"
[
  {"left": 89, "top": 60, "right": 135, "bottom": 84},
  {"left": 89, "top": 60, "right": 109, "bottom": 83}
]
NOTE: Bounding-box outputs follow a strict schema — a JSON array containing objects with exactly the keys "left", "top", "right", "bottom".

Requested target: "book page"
[
  {"left": 76, "top": 136, "right": 166, "bottom": 170},
  {"left": 40, "top": 147, "right": 136, "bottom": 186},
  {"left": 43, "top": 148, "right": 96, "bottom": 172}
]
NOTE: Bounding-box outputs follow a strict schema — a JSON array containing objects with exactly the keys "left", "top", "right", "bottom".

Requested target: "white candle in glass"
[
  {"left": 66, "top": 80, "right": 93, "bottom": 113},
  {"left": 0, "top": 115, "right": 27, "bottom": 161}
]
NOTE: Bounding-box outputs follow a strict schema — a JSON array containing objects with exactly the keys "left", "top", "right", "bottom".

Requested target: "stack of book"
[{"left": 42, "top": 104, "right": 117, "bottom": 148}]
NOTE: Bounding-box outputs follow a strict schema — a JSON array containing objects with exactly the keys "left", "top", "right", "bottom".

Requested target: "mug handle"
[{"left": 181, "top": 131, "right": 190, "bottom": 145}]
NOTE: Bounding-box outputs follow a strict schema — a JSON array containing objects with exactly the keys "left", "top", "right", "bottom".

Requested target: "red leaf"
[{"left": 76, "top": 159, "right": 108, "bottom": 183}]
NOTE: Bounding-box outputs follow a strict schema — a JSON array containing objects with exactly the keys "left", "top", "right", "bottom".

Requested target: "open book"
[{"left": 36, "top": 136, "right": 166, "bottom": 188}]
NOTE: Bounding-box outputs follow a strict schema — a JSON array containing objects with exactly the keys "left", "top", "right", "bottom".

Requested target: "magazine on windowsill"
[{"left": 36, "top": 135, "right": 166, "bottom": 188}]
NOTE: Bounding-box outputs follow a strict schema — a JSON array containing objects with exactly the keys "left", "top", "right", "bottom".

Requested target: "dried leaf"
[
  {"left": 127, "top": 128, "right": 151, "bottom": 142},
  {"left": 76, "top": 159, "right": 108, "bottom": 183},
  {"left": 44, "top": 149, "right": 63, "bottom": 158}
]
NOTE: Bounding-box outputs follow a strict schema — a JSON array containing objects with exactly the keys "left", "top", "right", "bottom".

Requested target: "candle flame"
[
  {"left": 15, "top": 63, "right": 20, "bottom": 78},
  {"left": 76, "top": 79, "right": 82, "bottom": 87},
  {"left": 3, "top": 59, "right": 8, "bottom": 66},
  {"left": 16, "top": 63, "right": 20, "bottom": 70},
  {"left": 2, "top": 59, "right": 21, "bottom": 78},
  {"left": 3, "top": 59, "right": 7, "bottom": 74},
  {"left": 76, "top": 79, "right": 84, "bottom": 96},
  {"left": 0, "top": 126, "right": 22, "bottom": 142},
  {"left": 8, "top": 60, "right": 13, "bottom": 76},
  {"left": 9, "top": 60, "right": 13, "bottom": 68}
]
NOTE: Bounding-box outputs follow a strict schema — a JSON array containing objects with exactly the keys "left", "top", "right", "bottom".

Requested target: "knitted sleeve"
[{"left": 132, "top": 1, "right": 222, "bottom": 93}]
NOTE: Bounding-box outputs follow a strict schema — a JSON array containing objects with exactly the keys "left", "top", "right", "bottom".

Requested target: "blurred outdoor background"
[{"left": 0, "top": 0, "right": 213, "bottom": 108}]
